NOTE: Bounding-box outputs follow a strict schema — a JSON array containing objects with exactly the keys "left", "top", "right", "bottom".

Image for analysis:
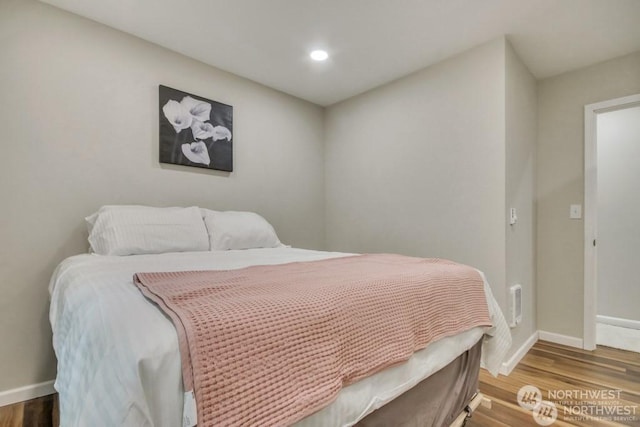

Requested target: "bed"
[{"left": 49, "top": 206, "right": 511, "bottom": 426}]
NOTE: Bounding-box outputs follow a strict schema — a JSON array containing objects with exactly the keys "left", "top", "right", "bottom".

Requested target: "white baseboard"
[
  {"left": 597, "top": 315, "right": 640, "bottom": 330},
  {"left": 0, "top": 380, "right": 55, "bottom": 407},
  {"left": 596, "top": 323, "right": 640, "bottom": 353},
  {"left": 500, "top": 331, "right": 539, "bottom": 376},
  {"left": 538, "top": 330, "right": 583, "bottom": 349}
]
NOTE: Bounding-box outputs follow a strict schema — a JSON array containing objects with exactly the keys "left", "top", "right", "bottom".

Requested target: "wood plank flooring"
[
  {"left": 0, "top": 394, "right": 57, "bottom": 427},
  {"left": 0, "top": 340, "right": 637, "bottom": 426},
  {"left": 468, "top": 340, "right": 640, "bottom": 427}
]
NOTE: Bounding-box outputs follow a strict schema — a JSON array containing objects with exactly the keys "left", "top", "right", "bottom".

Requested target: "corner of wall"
[{"left": 504, "top": 39, "right": 538, "bottom": 359}]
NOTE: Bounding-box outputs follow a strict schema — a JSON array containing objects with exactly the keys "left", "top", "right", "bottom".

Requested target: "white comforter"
[{"left": 49, "top": 248, "right": 511, "bottom": 427}]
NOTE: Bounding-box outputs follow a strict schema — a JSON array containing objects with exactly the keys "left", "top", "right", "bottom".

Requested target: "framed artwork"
[{"left": 159, "top": 85, "right": 233, "bottom": 172}]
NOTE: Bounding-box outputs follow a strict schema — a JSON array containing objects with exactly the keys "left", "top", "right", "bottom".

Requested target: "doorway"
[{"left": 583, "top": 94, "right": 640, "bottom": 351}]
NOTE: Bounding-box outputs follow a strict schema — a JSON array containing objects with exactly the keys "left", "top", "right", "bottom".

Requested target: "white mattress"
[{"left": 49, "top": 248, "right": 510, "bottom": 427}]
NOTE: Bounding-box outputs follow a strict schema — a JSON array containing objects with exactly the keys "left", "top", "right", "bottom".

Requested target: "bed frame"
[
  {"left": 449, "top": 393, "right": 492, "bottom": 427},
  {"left": 355, "top": 339, "right": 489, "bottom": 427}
]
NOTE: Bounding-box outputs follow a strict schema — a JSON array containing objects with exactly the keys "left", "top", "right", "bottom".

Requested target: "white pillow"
[
  {"left": 203, "top": 210, "right": 283, "bottom": 250},
  {"left": 87, "top": 205, "right": 209, "bottom": 255}
]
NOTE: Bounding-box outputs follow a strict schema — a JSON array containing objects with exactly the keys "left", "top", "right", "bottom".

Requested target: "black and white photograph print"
[{"left": 159, "top": 85, "right": 233, "bottom": 172}]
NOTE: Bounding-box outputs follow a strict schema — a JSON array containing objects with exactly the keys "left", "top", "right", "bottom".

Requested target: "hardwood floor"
[
  {"left": 0, "top": 341, "right": 637, "bottom": 426},
  {"left": 469, "top": 340, "right": 640, "bottom": 427},
  {"left": 0, "top": 394, "right": 57, "bottom": 427}
]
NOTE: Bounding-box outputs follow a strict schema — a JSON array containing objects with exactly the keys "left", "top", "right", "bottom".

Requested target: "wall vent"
[{"left": 509, "top": 284, "right": 522, "bottom": 328}]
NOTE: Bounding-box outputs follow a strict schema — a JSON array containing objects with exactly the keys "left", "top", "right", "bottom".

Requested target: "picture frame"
[{"left": 159, "top": 85, "right": 233, "bottom": 172}]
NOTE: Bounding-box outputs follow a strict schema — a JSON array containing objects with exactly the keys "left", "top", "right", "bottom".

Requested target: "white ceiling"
[{"left": 41, "top": 0, "right": 640, "bottom": 106}]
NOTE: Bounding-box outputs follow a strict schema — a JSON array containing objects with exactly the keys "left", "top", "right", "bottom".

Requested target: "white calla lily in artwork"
[
  {"left": 181, "top": 141, "right": 211, "bottom": 166},
  {"left": 181, "top": 96, "right": 212, "bottom": 122},
  {"left": 191, "top": 120, "right": 215, "bottom": 140},
  {"left": 212, "top": 125, "right": 232, "bottom": 141},
  {"left": 162, "top": 100, "right": 193, "bottom": 133}
]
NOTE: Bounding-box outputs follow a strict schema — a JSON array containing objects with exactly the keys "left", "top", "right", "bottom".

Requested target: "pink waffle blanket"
[{"left": 133, "top": 254, "right": 492, "bottom": 426}]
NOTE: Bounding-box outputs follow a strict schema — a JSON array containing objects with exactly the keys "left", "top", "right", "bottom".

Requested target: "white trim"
[
  {"left": 584, "top": 93, "right": 640, "bottom": 113},
  {"left": 584, "top": 102, "right": 598, "bottom": 350},
  {"left": 583, "top": 93, "right": 640, "bottom": 351},
  {"left": 596, "top": 323, "right": 640, "bottom": 353},
  {"left": 499, "top": 331, "right": 539, "bottom": 376},
  {"left": 597, "top": 315, "right": 640, "bottom": 330},
  {"left": 538, "top": 330, "right": 583, "bottom": 349},
  {"left": 0, "top": 380, "right": 55, "bottom": 407}
]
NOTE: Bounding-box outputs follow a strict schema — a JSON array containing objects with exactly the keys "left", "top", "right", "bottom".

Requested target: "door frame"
[{"left": 583, "top": 93, "right": 640, "bottom": 350}]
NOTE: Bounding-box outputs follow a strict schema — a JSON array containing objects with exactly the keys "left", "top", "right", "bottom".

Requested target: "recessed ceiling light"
[{"left": 310, "top": 50, "right": 329, "bottom": 61}]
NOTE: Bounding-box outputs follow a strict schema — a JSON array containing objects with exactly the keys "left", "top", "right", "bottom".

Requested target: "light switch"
[
  {"left": 509, "top": 208, "right": 517, "bottom": 225},
  {"left": 570, "top": 204, "right": 582, "bottom": 219}
]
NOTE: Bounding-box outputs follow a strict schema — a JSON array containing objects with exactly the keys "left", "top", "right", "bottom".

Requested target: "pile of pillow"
[{"left": 86, "top": 205, "right": 284, "bottom": 256}]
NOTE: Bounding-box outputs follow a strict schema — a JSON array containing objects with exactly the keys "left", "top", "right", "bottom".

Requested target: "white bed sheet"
[{"left": 49, "top": 248, "right": 510, "bottom": 427}]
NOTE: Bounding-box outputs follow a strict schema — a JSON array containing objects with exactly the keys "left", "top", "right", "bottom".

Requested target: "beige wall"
[
  {"left": 596, "top": 106, "right": 640, "bottom": 322},
  {"left": 537, "top": 52, "right": 640, "bottom": 337},
  {"left": 505, "top": 43, "right": 538, "bottom": 353},
  {"left": 12, "top": 0, "right": 639, "bottom": 395},
  {"left": 324, "top": 38, "right": 542, "bottom": 361},
  {"left": 0, "top": 0, "right": 325, "bottom": 391},
  {"left": 325, "top": 38, "right": 508, "bottom": 308}
]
